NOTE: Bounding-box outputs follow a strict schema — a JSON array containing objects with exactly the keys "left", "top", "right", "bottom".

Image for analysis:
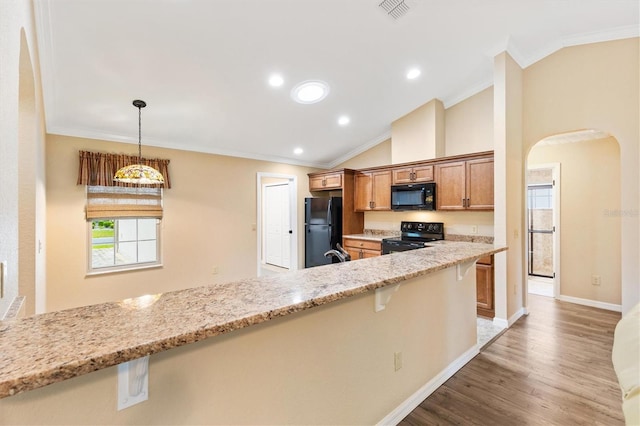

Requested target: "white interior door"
[{"left": 264, "top": 183, "right": 290, "bottom": 268}]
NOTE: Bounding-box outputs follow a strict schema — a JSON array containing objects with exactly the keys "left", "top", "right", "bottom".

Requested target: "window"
[
  {"left": 86, "top": 186, "right": 163, "bottom": 274},
  {"left": 528, "top": 185, "right": 552, "bottom": 209},
  {"left": 90, "top": 218, "right": 160, "bottom": 272}
]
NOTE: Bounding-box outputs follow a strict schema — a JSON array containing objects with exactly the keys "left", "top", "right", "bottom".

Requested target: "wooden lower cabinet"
[
  {"left": 476, "top": 255, "right": 494, "bottom": 318},
  {"left": 343, "top": 237, "right": 381, "bottom": 260}
]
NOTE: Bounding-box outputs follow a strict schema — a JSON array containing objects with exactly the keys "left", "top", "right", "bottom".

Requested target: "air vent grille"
[{"left": 379, "top": 0, "right": 412, "bottom": 20}]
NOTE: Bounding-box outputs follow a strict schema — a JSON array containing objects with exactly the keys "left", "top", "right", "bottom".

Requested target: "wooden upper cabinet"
[
  {"left": 435, "top": 161, "right": 467, "bottom": 210},
  {"left": 354, "top": 170, "right": 391, "bottom": 211},
  {"left": 392, "top": 164, "right": 434, "bottom": 184},
  {"left": 308, "top": 171, "right": 343, "bottom": 191},
  {"left": 435, "top": 157, "right": 494, "bottom": 211},
  {"left": 466, "top": 158, "right": 494, "bottom": 210}
]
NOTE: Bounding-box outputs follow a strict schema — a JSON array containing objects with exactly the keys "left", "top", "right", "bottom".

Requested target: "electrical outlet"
[
  {"left": 470, "top": 225, "right": 478, "bottom": 235},
  {"left": 592, "top": 275, "right": 601, "bottom": 286},
  {"left": 394, "top": 352, "right": 402, "bottom": 371},
  {"left": 212, "top": 266, "right": 219, "bottom": 275}
]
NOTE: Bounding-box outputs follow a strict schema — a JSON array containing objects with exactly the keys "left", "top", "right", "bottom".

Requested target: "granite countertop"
[
  {"left": 0, "top": 241, "right": 506, "bottom": 399},
  {"left": 342, "top": 233, "right": 395, "bottom": 242}
]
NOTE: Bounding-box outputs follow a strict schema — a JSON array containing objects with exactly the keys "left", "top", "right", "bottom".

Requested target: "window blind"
[{"left": 86, "top": 186, "right": 163, "bottom": 220}]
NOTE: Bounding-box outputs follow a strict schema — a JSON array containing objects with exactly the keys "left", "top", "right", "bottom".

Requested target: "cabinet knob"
[{"left": 462, "top": 198, "right": 466, "bottom": 207}]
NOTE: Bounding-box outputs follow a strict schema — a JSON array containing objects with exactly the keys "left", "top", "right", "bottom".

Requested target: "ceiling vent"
[{"left": 378, "top": 0, "right": 418, "bottom": 20}]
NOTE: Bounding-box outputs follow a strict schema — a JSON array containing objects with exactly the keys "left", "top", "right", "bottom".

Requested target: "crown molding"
[{"left": 47, "top": 126, "right": 331, "bottom": 169}]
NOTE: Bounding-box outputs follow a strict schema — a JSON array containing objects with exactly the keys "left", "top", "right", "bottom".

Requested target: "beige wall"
[
  {"left": 0, "top": 266, "right": 477, "bottom": 425},
  {"left": 522, "top": 38, "right": 639, "bottom": 313},
  {"left": 46, "top": 135, "right": 317, "bottom": 312},
  {"left": 337, "top": 138, "right": 392, "bottom": 170},
  {"left": 445, "top": 86, "right": 494, "bottom": 156},
  {"left": 391, "top": 99, "right": 445, "bottom": 164},
  {"left": 529, "top": 137, "right": 621, "bottom": 305},
  {"left": 0, "top": 0, "right": 47, "bottom": 318}
]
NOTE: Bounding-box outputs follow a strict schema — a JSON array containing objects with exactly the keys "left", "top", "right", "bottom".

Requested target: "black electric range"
[{"left": 382, "top": 221, "right": 444, "bottom": 254}]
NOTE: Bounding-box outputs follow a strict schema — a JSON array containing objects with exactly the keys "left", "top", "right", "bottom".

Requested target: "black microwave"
[{"left": 391, "top": 182, "right": 436, "bottom": 211}]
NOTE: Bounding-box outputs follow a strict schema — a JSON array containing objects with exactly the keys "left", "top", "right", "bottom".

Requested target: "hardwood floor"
[{"left": 399, "top": 295, "right": 625, "bottom": 425}]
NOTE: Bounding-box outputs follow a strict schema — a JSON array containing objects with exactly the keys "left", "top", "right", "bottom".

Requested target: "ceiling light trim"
[{"left": 290, "top": 80, "right": 330, "bottom": 104}]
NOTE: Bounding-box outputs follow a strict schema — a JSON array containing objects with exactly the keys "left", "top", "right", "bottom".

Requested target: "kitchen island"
[{"left": 0, "top": 241, "right": 506, "bottom": 425}]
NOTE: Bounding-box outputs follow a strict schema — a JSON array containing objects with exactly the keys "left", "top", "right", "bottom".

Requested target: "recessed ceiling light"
[
  {"left": 268, "top": 74, "right": 284, "bottom": 87},
  {"left": 293, "top": 147, "right": 304, "bottom": 155},
  {"left": 406, "top": 68, "right": 421, "bottom": 80},
  {"left": 291, "top": 80, "right": 329, "bottom": 104},
  {"left": 338, "top": 116, "right": 350, "bottom": 126}
]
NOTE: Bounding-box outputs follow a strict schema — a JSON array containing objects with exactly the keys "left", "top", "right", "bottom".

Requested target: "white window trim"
[{"left": 86, "top": 218, "right": 163, "bottom": 276}]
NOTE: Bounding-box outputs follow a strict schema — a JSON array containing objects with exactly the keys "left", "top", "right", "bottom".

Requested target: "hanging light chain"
[{"left": 138, "top": 102, "right": 142, "bottom": 162}]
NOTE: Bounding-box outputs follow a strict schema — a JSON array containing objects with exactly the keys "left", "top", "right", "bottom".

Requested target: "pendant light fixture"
[{"left": 113, "top": 99, "right": 165, "bottom": 185}]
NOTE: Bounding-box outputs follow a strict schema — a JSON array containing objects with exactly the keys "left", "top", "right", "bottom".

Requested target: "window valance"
[{"left": 77, "top": 151, "right": 171, "bottom": 188}]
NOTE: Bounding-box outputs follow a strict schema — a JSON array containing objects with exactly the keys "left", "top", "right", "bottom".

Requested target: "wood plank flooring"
[{"left": 399, "top": 294, "right": 625, "bottom": 425}]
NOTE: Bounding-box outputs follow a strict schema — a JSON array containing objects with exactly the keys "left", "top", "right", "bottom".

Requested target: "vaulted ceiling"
[{"left": 34, "top": 0, "right": 638, "bottom": 168}]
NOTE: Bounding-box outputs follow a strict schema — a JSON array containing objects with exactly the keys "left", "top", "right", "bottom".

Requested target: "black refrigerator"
[{"left": 304, "top": 197, "right": 342, "bottom": 268}]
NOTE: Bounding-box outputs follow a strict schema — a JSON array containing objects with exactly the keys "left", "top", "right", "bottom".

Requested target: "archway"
[{"left": 525, "top": 129, "right": 622, "bottom": 312}]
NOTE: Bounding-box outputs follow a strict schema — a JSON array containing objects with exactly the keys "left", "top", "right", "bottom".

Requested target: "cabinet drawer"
[
  {"left": 343, "top": 238, "right": 381, "bottom": 252},
  {"left": 477, "top": 255, "right": 493, "bottom": 265}
]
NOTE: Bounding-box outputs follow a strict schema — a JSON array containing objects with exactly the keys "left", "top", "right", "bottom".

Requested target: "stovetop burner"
[
  {"left": 381, "top": 221, "right": 444, "bottom": 254},
  {"left": 397, "top": 221, "right": 444, "bottom": 242}
]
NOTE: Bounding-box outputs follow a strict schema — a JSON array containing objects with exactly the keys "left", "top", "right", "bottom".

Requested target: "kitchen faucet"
[{"left": 324, "top": 243, "right": 351, "bottom": 263}]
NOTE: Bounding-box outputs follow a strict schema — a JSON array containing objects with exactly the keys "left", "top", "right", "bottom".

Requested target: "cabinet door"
[
  {"left": 344, "top": 247, "right": 361, "bottom": 261},
  {"left": 371, "top": 171, "right": 391, "bottom": 210},
  {"left": 309, "top": 175, "right": 327, "bottom": 191},
  {"left": 476, "top": 264, "right": 494, "bottom": 311},
  {"left": 309, "top": 172, "right": 343, "bottom": 191},
  {"left": 412, "top": 165, "right": 434, "bottom": 182},
  {"left": 392, "top": 167, "right": 414, "bottom": 184},
  {"left": 354, "top": 173, "right": 372, "bottom": 211},
  {"left": 323, "top": 173, "right": 343, "bottom": 189},
  {"left": 466, "top": 158, "right": 494, "bottom": 210},
  {"left": 435, "top": 161, "right": 466, "bottom": 210},
  {"left": 361, "top": 248, "right": 381, "bottom": 259}
]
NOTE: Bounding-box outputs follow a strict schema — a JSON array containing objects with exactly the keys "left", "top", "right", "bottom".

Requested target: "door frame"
[
  {"left": 256, "top": 173, "right": 298, "bottom": 277},
  {"left": 525, "top": 163, "right": 561, "bottom": 300},
  {"left": 262, "top": 182, "right": 290, "bottom": 269}
]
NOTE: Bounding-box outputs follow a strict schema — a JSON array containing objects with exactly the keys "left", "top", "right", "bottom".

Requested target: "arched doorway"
[{"left": 525, "top": 129, "right": 622, "bottom": 311}]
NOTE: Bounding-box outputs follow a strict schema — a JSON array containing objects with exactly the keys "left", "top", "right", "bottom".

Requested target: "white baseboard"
[
  {"left": 507, "top": 307, "right": 525, "bottom": 327},
  {"left": 492, "top": 307, "right": 525, "bottom": 329},
  {"left": 493, "top": 317, "right": 508, "bottom": 329},
  {"left": 557, "top": 295, "right": 622, "bottom": 312},
  {"left": 376, "top": 345, "right": 479, "bottom": 426}
]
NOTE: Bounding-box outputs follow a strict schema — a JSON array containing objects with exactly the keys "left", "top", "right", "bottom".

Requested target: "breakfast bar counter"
[{"left": 0, "top": 241, "right": 506, "bottom": 424}]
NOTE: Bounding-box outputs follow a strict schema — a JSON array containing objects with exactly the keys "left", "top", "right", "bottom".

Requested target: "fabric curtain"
[
  {"left": 77, "top": 151, "right": 171, "bottom": 188},
  {"left": 86, "top": 185, "right": 163, "bottom": 220}
]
